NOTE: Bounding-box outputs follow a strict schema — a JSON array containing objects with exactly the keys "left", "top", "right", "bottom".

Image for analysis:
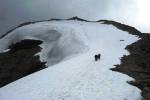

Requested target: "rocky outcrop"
[
  {"left": 101, "top": 20, "right": 150, "bottom": 100},
  {"left": 0, "top": 39, "right": 46, "bottom": 87},
  {"left": 112, "top": 36, "right": 150, "bottom": 100},
  {"left": 99, "top": 20, "right": 142, "bottom": 36}
]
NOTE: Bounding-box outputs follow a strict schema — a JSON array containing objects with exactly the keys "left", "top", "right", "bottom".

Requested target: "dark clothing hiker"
[{"left": 95, "top": 54, "right": 101, "bottom": 61}]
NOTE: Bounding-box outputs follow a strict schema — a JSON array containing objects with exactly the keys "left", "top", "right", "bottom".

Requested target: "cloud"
[{"left": 0, "top": 0, "right": 138, "bottom": 35}]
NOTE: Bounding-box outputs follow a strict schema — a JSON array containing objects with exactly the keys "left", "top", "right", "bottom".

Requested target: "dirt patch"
[{"left": 0, "top": 39, "right": 46, "bottom": 87}]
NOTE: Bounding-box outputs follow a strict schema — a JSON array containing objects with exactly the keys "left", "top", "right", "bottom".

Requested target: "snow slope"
[{"left": 0, "top": 20, "right": 142, "bottom": 100}]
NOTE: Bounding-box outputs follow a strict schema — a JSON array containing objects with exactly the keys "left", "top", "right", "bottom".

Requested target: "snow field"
[{"left": 0, "top": 20, "right": 142, "bottom": 100}]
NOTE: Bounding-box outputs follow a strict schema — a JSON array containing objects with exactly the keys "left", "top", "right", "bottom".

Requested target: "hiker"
[
  {"left": 97, "top": 54, "right": 101, "bottom": 60},
  {"left": 94, "top": 54, "right": 101, "bottom": 61},
  {"left": 95, "top": 55, "right": 98, "bottom": 61}
]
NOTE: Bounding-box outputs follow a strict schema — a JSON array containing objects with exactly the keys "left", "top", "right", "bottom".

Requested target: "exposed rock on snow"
[
  {"left": 0, "top": 39, "right": 46, "bottom": 87},
  {"left": 98, "top": 20, "right": 150, "bottom": 100},
  {"left": 9, "top": 39, "right": 42, "bottom": 52},
  {"left": 99, "top": 20, "right": 141, "bottom": 36},
  {"left": 111, "top": 31, "right": 150, "bottom": 100}
]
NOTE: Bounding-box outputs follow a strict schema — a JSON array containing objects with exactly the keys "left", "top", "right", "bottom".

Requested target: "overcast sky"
[{"left": 0, "top": 0, "right": 149, "bottom": 35}]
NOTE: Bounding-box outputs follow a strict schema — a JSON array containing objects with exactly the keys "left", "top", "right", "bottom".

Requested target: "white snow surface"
[{"left": 0, "top": 20, "right": 142, "bottom": 100}]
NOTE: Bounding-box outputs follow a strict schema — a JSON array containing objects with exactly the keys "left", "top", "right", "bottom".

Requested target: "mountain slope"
[{"left": 0, "top": 20, "right": 141, "bottom": 100}]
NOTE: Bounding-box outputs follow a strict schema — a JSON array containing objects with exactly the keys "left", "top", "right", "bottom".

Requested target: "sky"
[{"left": 0, "top": 0, "right": 150, "bottom": 35}]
